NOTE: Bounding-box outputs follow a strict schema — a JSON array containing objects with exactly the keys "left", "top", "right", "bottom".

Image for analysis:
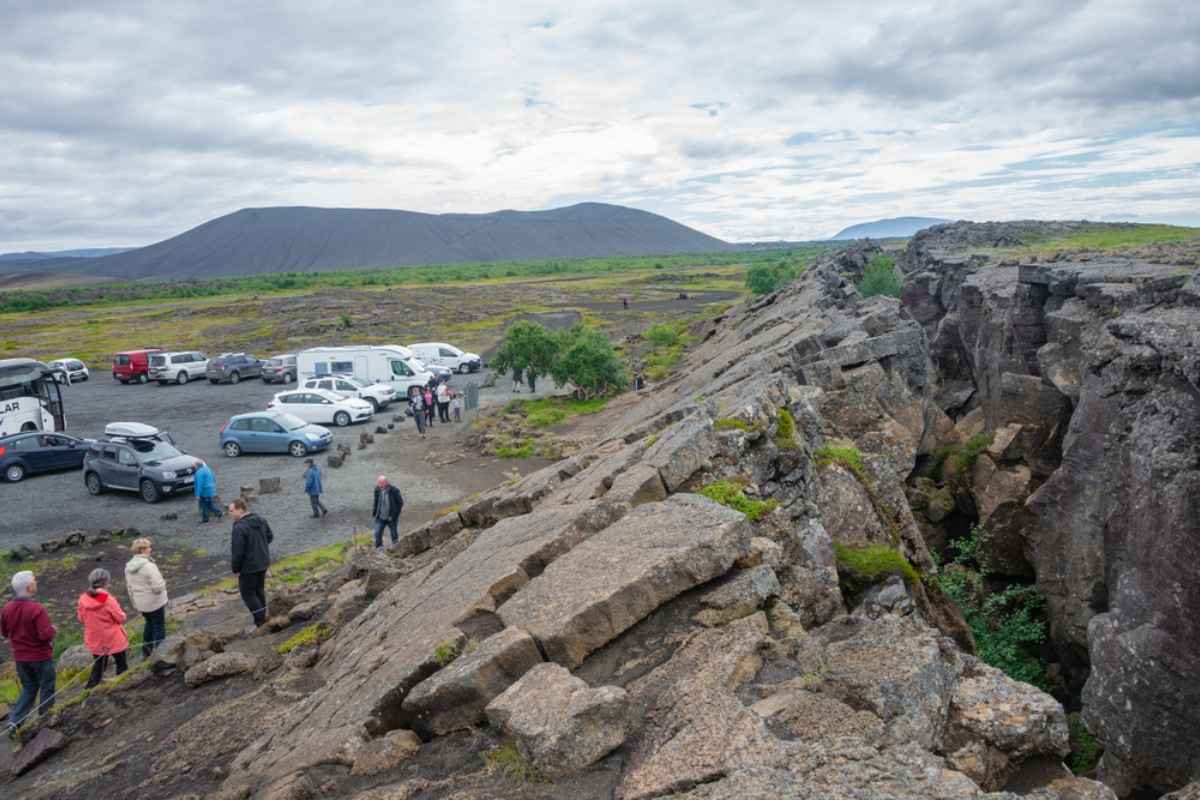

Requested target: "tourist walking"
[
  {"left": 1, "top": 571, "right": 56, "bottom": 738},
  {"left": 411, "top": 390, "right": 426, "bottom": 437},
  {"left": 436, "top": 381, "right": 450, "bottom": 423},
  {"left": 451, "top": 390, "right": 463, "bottom": 422},
  {"left": 194, "top": 459, "right": 223, "bottom": 523},
  {"left": 372, "top": 475, "right": 404, "bottom": 548},
  {"left": 423, "top": 387, "right": 436, "bottom": 426},
  {"left": 228, "top": 498, "right": 273, "bottom": 628},
  {"left": 303, "top": 458, "right": 328, "bottom": 518},
  {"left": 77, "top": 568, "right": 129, "bottom": 689},
  {"left": 125, "top": 538, "right": 168, "bottom": 657}
]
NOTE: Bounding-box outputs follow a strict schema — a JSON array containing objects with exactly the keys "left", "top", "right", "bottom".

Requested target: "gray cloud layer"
[{"left": 1, "top": 0, "right": 1197, "bottom": 249}]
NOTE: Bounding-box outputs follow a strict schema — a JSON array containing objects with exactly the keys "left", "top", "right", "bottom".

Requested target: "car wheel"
[
  {"left": 4, "top": 463, "right": 25, "bottom": 482},
  {"left": 177, "top": 371, "right": 189, "bottom": 385},
  {"left": 289, "top": 441, "right": 308, "bottom": 457},
  {"left": 334, "top": 411, "right": 351, "bottom": 427},
  {"left": 224, "top": 441, "right": 242, "bottom": 458},
  {"left": 209, "top": 379, "right": 219, "bottom": 384},
  {"left": 284, "top": 372, "right": 294, "bottom": 383},
  {"left": 158, "top": 380, "right": 169, "bottom": 386},
  {"left": 459, "top": 363, "right": 470, "bottom": 374},
  {"left": 140, "top": 479, "right": 161, "bottom": 503},
  {"left": 367, "top": 397, "right": 380, "bottom": 412},
  {"left": 137, "top": 373, "right": 148, "bottom": 384},
  {"left": 20, "top": 422, "right": 37, "bottom": 432},
  {"left": 85, "top": 472, "right": 104, "bottom": 495},
  {"left": 229, "top": 371, "right": 240, "bottom": 385},
  {"left": 120, "top": 379, "right": 130, "bottom": 385}
]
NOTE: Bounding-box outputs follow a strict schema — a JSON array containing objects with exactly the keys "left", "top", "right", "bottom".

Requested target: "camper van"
[
  {"left": 296, "top": 346, "right": 434, "bottom": 396},
  {"left": 408, "top": 342, "right": 482, "bottom": 374}
]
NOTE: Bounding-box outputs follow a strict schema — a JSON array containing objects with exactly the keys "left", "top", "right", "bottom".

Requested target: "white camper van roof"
[{"left": 300, "top": 344, "right": 416, "bottom": 359}]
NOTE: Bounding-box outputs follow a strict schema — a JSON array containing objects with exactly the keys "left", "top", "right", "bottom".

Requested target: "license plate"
[{"left": 181, "top": 476, "right": 194, "bottom": 484}]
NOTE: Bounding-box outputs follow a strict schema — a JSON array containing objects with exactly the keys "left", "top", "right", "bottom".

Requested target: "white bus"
[
  {"left": 296, "top": 346, "right": 434, "bottom": 397},
  {"left": 0, "top": 358, "right": 67, "bottom": 436}
]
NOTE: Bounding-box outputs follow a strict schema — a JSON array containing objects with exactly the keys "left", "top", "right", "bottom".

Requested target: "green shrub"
[
  {"left": 1067, "top": 712, "right": 1103, "bottom": 775},
  {"left": 834, "top": 543, "right": 920, "bottom": 585},
  {"left": 746, "top": 260, "right": 801, "bottom": 295},
  {"left": 643, "top": 321, "right": 686, "bottom": 348},
  {"left": 857, "top": 253, "right": 901, "bottom": 298},
  {"left": 775, "top": 407, "right": 798, "bottom": 450},
  {"left": 714, "top": 417, "right": 761, "bottom": 433},
  {"left": 493, "top": 437, "right": 535, "bottom": 459},
  {"left": 698, "top": 480, "right": 779, "bottom": 522},
  {"left": 814, "top": 443, "right": 865, "bottom": 475},
  {"left": 277, "top": 623, "right": 333, "bottom": 655},
  {"left": 482, "top": 742, "right": 548, "bottom": 783}
]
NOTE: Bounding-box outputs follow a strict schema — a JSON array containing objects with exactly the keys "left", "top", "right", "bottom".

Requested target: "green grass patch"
[
  {"left": 775, "top": 407, "right": 798, "bottom": 450},
  {"left": 814, "top": 443, "right": 865, "bottom": 475},
  {"left": 434, "top": 637, "right": 464, "bottom": 667},
  {"left": 492, "top": 436, "right": 536, "bottom": 459},
  {"left": 1067, "top": 712, "right": 1103, "bottom": 775},
  {"left": 834, "top": 543, "right": 920, "bottom": 585},
  {"left": 643, "top": 321, "right": 687, "bottom": 348},
  {"left": 277, "top": 623, "right": 333, "bottom": 654},
  {"left": 713, "top": 417, "right": 762, "bottom": 434},
  {"left": 506, "top": 395, "right": 609, "bottom": 430},
  {"left": 270, "top": 539, "right": 356, "bottom": 587},
  {"left": 482, "top": 742, "right": 549, "bottom": 784},
  {"left": 1038, "top": 223, "right": 1200, "bottom": 252},
  {"left": 929, "top": 432, "right": 994, "bottom": 482},
  {"left": 698, "top": 480, "right": 779, "bottom": 522}
]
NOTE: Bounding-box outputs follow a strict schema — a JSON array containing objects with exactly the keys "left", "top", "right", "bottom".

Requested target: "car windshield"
[
  {"left": 275, "top": 413, "right": 308, "bottom": 430},
  {"left": 127, "top": 438, "right": 183, "bottom": 461},
  {"left": 341, "top": 376, "right": 369, "bottom": 388},
  {"left": 410, "top": 358, "right": 428, "bottom": 371},
  {"left": 150, "top": 355, "right": 166, "bottom": 366},
  {"left": 264, "top": 358, "right": 282, "bottom": 366}
]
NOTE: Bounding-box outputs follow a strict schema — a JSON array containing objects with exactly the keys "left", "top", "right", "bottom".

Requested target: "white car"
[
  {"left": 302, "top": 375, "right": 395, "bottom": 412},
  {"left": 148, "top": 351, "right": 209, "bottom": 385},
  {"left": 267, "top": 388, "right": 373, "bottom": 427},
  {"left": 409, "top": 342, "right": 482, "bottom": 374},
  {"left": 47, "top": 358, "right": 89, "bottom": 383}
]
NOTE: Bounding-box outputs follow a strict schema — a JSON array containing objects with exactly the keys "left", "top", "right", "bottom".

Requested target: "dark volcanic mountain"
[
  {"left": 832, "top": 216, "right": 953, "bottom": 240},
  {"left": 64, "top": 203, "right": 733, "bottom": 280}
]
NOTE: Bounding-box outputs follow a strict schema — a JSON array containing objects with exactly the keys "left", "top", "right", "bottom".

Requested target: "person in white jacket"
[{"left": 125, "top": 538, "right": 169, "bottom": 657}]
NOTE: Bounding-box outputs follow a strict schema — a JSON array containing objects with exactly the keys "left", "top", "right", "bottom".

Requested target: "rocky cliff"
[{"left": 8, "top": 224, "right": 1194, "bottom": 800}]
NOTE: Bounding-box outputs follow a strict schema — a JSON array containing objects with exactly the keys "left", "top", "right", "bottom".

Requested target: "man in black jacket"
[
  {"left": 372, "top": 475, "right": 404, "bottom": 549},
  {"left": 228, "top": 498, "right": 273, "bottom": 627}
]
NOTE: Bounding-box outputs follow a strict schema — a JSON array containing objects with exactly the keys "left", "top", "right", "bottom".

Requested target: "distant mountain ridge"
[
  {"left": 0, "top": 247, "right": 132, "bottom": 263},
  {"left": 832, "top": 216, "right": 954, "bottom": 240},
  {"left": 16, "top": 203, "right": 734, "bottom": 280}
]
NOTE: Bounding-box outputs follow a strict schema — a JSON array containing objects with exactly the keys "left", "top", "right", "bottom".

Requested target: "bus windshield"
[{"left": 0, "top": 360, "right": 66, "bottom": 432}]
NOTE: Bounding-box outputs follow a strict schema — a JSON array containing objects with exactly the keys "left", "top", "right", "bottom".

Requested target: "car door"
[
  {"left": 279, "top": 393, "right": 314, "bottom": 423},
  {"left": 311, "top": 393, "right": 339, "bottom": 423},
  {"left": 40, "top": 434, "right": 77, "bottom": 469},
  {"left": 252, "top": 417, "right": 287, "bottom": 452},
  {"left": 9, "top": 435, "right": 45, "bottom": 473},
  {"left": 316, "top": 379, "right": 336, "bottom": 394},
  {"left": 333, "top": 379, "right": 360, "bottom": 399},
  {"left": 245, "top": 355, "right": 262, "bottom": 378}
]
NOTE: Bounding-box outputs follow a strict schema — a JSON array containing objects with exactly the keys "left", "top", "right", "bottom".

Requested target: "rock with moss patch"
[{"left": 184, "top": 652, "right": 258, "bottom": 688}]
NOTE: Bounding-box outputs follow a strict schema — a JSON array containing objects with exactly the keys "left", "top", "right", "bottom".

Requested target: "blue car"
[
  {"left": 219, "top": 411, "right": 332, "bottom": 458},
  {"left": 1, "top": 431, "right": 90, "bottom": 482}
]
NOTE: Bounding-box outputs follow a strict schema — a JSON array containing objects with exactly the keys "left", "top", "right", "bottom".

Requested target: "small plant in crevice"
[
  {"left": 714, "top": 417, "right": 762, "bottom": 434},
  {"left": 277, "top": 623, "right": 334, "bottom": 655},
  {"left": 1067, "top": 711, "right": 1103, "bottom": 776},
  {"left": 775, "top": 407, "right": 799, "bottom": 450},
  {"left": 434, "top": 637, "right": 464, "bottom": 667},
  {"left": 698, "top": 479, "right": 779, "bottom": 522},
  {"left": 834, "top": 543, "right": 921, "bottom": 590},
  {"left": 482, "top": 741, "right": 549, "bottom": 784},
  {"left": 814, "top": 443, "right": 903, "bottom": 544}
]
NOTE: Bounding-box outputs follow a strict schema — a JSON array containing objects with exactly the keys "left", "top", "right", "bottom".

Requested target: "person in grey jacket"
[
  {"left": 124, "top": 537, "right": 168, "bottom": 657},
  {"left": 228, "top": 499, "right": 273, "bottom": 627}
]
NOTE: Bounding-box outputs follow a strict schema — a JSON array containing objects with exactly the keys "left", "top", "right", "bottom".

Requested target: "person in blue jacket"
[
  {"left": 303, "top": 458, "right": 328, "bottom": 518},
  {"left": 193, "top": 459, "right": 223, "bottom": 523}
]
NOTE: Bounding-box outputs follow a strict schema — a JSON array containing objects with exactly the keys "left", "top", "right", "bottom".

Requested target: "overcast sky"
[{"left": 1, "top": 0, "right": 1197, "bottom": 250}]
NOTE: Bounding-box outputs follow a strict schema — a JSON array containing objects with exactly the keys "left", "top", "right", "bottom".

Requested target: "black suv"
[
  {"left": 83, "top": 430, "right": 197, "bottom": 503},
  {"left": 206, "top": 353, "right": 261, "bottom": 384}
]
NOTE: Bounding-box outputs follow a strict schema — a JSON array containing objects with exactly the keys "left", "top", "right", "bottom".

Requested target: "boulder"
[
  {"left": 970, "top": 455, "right": 1033, "bottom": 577},
  {"left": 288, "top": 600, "right": 323, "bottom": 623},
  {"left": 148, "top": 634, "right": 187, "bottom": 673},
  {"left": 736, "top": 536, "right": 783, "bottom": 570},
  {"left": 57, "top": 643, "right": 94, "bottom": 671},
  {"left": 259, "top": 477, "right": 282, "bottom": 495},
  {"left": 349, "top": 730, "right": 421, "bottom": 776},
  {"left": 642, "top": 415, "right": 718, "bottom": 491},
  {"left": 326, "top": 578, "right": 369, "bottom": 626},
  {"left": 10, "top": 727, "right": 67, "bottom": 776},
  {"left": 775, "top": 519, "right": 843, "bottom": 628},
  {"left": 498, "top": 494, "right": 751, "bottom": 667},
  {"left": 184, "top": 652, "right": 258, "bottom": 688},
  {"left": 327, "top": 453, "right": 344, "bottom": 468},
  {"left": 64, "top": 531, "right": 86, "bottom": 546},
  {"left": 694, "top": 565, "right": 781, "bottom": 627},
  {"left": 393, "top": 513, "right": 464, "bottom": 558},
  {"left": 485, "top": 663, "right": 634, "bottom": 776},
  {"left": 1162, "top": 784, "right": 1200, "bottom": 800},
  {"left": 401, "top": 627, "right": 543, "bottom": 736}
]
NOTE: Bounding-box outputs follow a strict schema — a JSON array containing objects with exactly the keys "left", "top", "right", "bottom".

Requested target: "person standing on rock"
[
  {"left": 303, "top": 458, "right": 328, "bottom": 518},
  {"left": 77, "top": 568, "right": 130, "bottom": 688},
  {"left": 125, "top": 538, "right": 169, "bottom": 657},
  {"left": 372, "top": 474, "right": 404, "bottom": 549},
  {"left": 194, "top": 459, "right": 223, "bottom": 523},
  {"left": 228, "top": 498, "right": 273, "bottom": 628},
  {"left": 1, "top": 570, "right": 57, "bottom": 738},
  {"left": 436, "top": 381, "right": 451, "bottom": 423}
]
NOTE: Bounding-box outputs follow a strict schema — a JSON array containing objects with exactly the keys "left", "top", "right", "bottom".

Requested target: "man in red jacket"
[{"left": 1, "top": 570, "right": 57, "bottom": 738}]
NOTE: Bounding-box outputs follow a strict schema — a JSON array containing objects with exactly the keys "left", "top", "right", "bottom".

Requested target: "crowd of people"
[{"left": 409, "top": 378, "right": 464, "bottom": 438}]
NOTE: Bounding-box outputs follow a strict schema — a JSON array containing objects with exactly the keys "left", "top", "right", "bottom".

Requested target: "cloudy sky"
[{"left": 1, "top": 0, "right": 1198, "bottom": 250}]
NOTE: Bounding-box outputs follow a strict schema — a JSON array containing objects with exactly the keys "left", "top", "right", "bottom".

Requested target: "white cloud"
[{"left": 0, "top": 0, "right": 1197, "bottom": 249}]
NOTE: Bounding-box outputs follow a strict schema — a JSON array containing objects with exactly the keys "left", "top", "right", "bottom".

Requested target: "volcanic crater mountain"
[{"left": 18, "top": 203, "right": 734, "bottom": 280}]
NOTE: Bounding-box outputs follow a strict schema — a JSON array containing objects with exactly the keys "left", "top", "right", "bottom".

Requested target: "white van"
[
  {"left": 296, "top": 346, "right": 433, "bottom": 396},
  {"left": 408, "top": 342, "right": 482, "bottom": 374}
]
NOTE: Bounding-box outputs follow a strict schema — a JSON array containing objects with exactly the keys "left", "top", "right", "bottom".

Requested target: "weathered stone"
[
  {"left": 1162, "top": 783, "right": 1200, "bottom": 800},
  {"left": 925, "top": 486, "right": 956, "bottom": 523},
  {"left": 349, "top": 730, "right": 421, "bottom": 776},
  {"left": 401, "top": 626, "right": 543, "bottom": 735},
  {"left": 736, "top": 536, "right": 783, "bottom": 570},
  {"left": 854, "top": 575, "right": 914, "bottom": 618},
  {"left": 326, "top": 578, "right": 368, "bottom": 626},
  {"left": 642, "top": 415, "right": 718, "bottom": 491},
  {"left": 970, "top": 455, "right": 1033, "bottom": 576},
  {"left": 694, "top": 565, "right": 781, "bottom": 627},
  {"left": 776, "top": 519, "right": 843, "bottom": 628},
  {"left": 184, "top": 651, "right": 258, "bottom": 688},
  {"left": 604, "top": 462, "right": 667, "bottom": 507},
  {"left": 261, "top": 773, "right": 314, "bottom": 800},
  {"left": 10, "top": 727, "right": 67, "bottom": 776},
  {"left": 57, "top": 643, "right": 93, "bottom": 671},
  {"left": 393, "top": 513, "right": 464, "bottom": 558},
  {"left": 288, "top": 600, "right": 323, "bottom": 623},
  {"left": 498, "top": 494, "right": 751, "bottom": 667},
  {"left": 259, "top": 477, "right": 282, "bottom": 495},
  {"left": 485, "top": 663, "right": 634, "bottom": 776},
  {"left": 326, "top": 453, "right": 344, "bottom": 468}
]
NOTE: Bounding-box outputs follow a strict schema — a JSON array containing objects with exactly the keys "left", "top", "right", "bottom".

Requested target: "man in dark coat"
[
  {"left": 228, "top": 498, "right": 273, "bottom": 627},
  {"left": 372, "top": 475, "right": 404, "bottom": 548}
]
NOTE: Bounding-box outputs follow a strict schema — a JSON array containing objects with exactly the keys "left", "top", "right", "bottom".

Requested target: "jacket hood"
[
  {"left": 127, "top": 554, "right": 151, "bottom": 573},
  {"left": 79, "top": 591, "right": 109, "bottom": 608}
]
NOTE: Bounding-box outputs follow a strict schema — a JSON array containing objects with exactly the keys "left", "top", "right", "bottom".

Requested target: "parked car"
[
  {"left": 301, "top": 375, "right": 395, "bottom": 411},
  {"left": 112, "top": 348, "right": 164, "bottom": 384},
  {"left": 206, "top": 353, "right": 261, "bottom": 384},
  {"left": 219, "top": 411, "right": 332, "bottom": 458},
  {"left": 149, "top": 351, "right": 209, "bottom": 385},
  {"left": 47, "top": 359, "right": 89, "bottom": 384},
  {"left": 260, "top": 354, "right": 298, "bottom": 384},
  {"left": 1, "top": 431, "right": 90, "bottom": 482},
  {"left": 409, "top": 342, "right": 482, "bottom": 374},
  {"left": 415, "top": 359, "right": 453, "bottom": 381},
  {"left": 296, "top": 346, "right": 434, "bottom": 396},
  {"left": 83, "top": 422, "right": 197, "bottom": 503},
  {"left": 266, "top": 388, "right": 373, "bottom": 427}
]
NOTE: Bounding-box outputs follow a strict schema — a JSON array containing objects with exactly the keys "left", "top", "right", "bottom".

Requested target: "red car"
[{"left": 112, "top": 348, "right": 164, "bottom": 384}]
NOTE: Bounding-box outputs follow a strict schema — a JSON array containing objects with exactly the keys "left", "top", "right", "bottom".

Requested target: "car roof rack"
[{"left": 104, "top": 421, "right": 162, "bottom": 439}]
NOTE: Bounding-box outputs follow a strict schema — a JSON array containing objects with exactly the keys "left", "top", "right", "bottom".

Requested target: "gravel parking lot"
[{"left": 0, "top": 368, "right": 549, "bottom": 560}]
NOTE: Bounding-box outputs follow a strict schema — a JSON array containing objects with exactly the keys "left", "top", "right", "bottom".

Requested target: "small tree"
[
  {"left": 491, "top": 320, "right": 561, "bottom": 384},
  {"left": 550, "top": 324, "right": 628, "bottom": 397},
  {"left": 745, "top": 260, "right": 799, "bottom": 295},
  {"left": 858, "top": 254, "right": 902, "bottom": 298}
]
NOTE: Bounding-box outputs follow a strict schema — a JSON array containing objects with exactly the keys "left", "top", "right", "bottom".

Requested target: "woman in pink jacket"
[{"left": 76, "top": 568, "right": 129, "bottom": 688}]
